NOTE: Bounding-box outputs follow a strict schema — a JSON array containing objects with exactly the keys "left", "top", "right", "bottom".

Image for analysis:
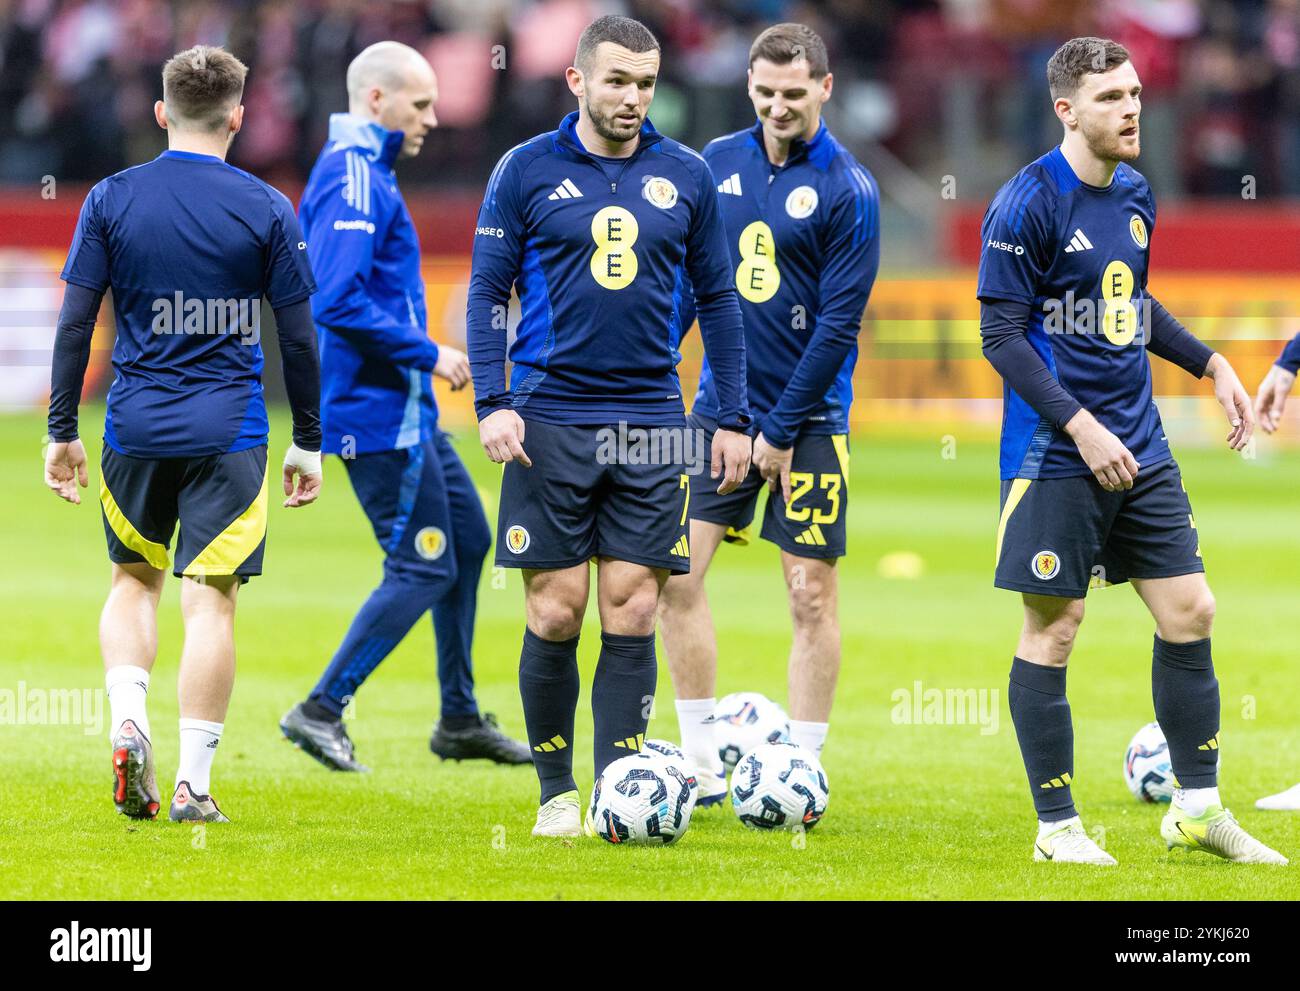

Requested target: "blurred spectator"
[{"left": 0, "top": 0, "right": 1292, "bottom": 202}]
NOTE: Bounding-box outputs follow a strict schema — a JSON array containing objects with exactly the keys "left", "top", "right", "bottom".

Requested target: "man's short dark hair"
[
  {"left": 1047, "top": 37, "right": 1131, "bottom": 99},
  {"left": 162, "top": 45, "right": 247, "bottom": 130},
  {"left": 575, "top": 15, "right": 659, "bottom": 76},
  {"left": 749, "top": 23, "right": 830, "bottom": 79}
]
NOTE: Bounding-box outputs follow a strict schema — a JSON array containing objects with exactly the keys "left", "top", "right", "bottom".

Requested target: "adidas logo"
[
  {"left": 793, "top": 524, "right": 828, "bottom": 547},
  {"left": 547, "top": 178, "right": 583, "bottom": 200},
  {"left": 717, "top": 172, "right": 742, "bottom": 195},
  {"left": 533, "top": 734, "right": 567, "bottom": 753},
  {"left": 1039, "top": 771, "right": 1073, "bottom": 789},
  {"left": 1063, "top": 228, "right": 1093, "bottom": 253},
  {"left": 671, "top": 535, "right": 690, "bottom": 557},
  {"left": 612, "top": 733, "right": 645, "bottom": 750}
]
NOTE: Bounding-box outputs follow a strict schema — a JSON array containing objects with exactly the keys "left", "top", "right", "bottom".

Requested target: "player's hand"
[
  {"left": 433, "top": 345, "right": 471, "bottom": 391},
  {"left": 753, "top": 432, "right": 793, "bottom": 505},
  {"left": 711, "top": 428, "right": 752, "bottom": 495},
  {"left": 1253, "top": 363, "right": 1296, "bottom": 435},
  {"left": 1064, "top": 409, "right": 1139, "bottom": 492},
  {"left": 1206, "top": 352, "right": 1254, "bottom": 451},
  {"left": 479, "top": 409, "right": 531, "bottom": 467},
  {"left": 44, "top": 438, "right": 88, "bottom": 504},
  {"left": 283, "top": 444, "right": 322, "bottom": 508}
]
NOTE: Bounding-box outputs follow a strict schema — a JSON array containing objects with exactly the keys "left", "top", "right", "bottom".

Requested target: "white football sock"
[
  {"left": 105, "top": 665, "right": 151, "bottom": 741},
  {"left": 1174, "top": 786, "right": 1220, "bottom": 817},
  {"left": 176, "top": 718, "right": 223, "bottom": 795},
  {"left": 1038, "top": 815, "right": 1081, "bottom": 838},
  {"left": 789, "top": 719, "right": 829, "bottom": 757},
  {"left": 675, "top": 698, "right": 720, "bottom": 774}
]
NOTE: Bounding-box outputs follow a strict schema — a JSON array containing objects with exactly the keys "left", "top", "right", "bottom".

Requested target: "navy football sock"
[
  {"left": 518, "top": 628, "right": 580, "bottom": 804},
  {"left": 1008, "top": 657, "right": 1077, "bottom": 822},
  {"left": 591, "top": 632, "right": 658, "bottom": 779},
  {"left": 309, "top": 578, "right": 438, "bottom": 716},
  {"left": 301, "top": 699, "right": 337, "bottom": 723},
  {"left": 1151, "top": 635, "right": 1219, "bottom": 789}
]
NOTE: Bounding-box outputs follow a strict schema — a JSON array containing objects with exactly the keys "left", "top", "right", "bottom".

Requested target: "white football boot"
[
  {"left": 693, "top": 762, "right": 728, "bottom": 808},
  {"left": 1033, "top": 817, "right": 1118, "bottom": 865},
  {"left": 1162, "top": 802, "right": 1288, "bottom": 864},
  {"left": 532, "top": 789, "right": 581, "bottom": 838},
  {"left": 1255, "top": 782, "right": 1300, "bottom": 811}
]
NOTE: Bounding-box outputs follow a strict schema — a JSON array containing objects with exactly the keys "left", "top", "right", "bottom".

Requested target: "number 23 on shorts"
[{"left": 784, "top": 472, "right": 842, "bottom": 524}]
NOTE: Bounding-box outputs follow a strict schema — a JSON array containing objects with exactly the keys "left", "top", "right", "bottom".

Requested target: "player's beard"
[
  {"left": 585, "top": 98, "right": 642, "bottom": 145},
  {"left": 1083, "top": 115, "right": 1140, "bottom": 163}
]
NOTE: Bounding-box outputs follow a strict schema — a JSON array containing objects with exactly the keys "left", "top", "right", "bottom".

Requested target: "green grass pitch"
[{"left": 1, "top": 408, "right": 1296, "bottom": 899}]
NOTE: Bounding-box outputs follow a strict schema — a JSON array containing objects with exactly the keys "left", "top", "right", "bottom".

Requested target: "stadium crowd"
[{"left": 0, "top": 0, "right": 1297, "bottom": 198}]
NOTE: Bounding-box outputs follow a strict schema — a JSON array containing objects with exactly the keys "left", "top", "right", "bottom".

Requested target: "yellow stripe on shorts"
[
  {"left": 831, "top": 434, "right": 849, "bottom": 487},
  {"left": 99, "top": 474, "right": 170, "bottom": 570},
  {"left": 995, "top": 478, "right": 1032, "bottom": 566},
  {"left": 183, "top": 462, "right": 269, "bottom": 577}
]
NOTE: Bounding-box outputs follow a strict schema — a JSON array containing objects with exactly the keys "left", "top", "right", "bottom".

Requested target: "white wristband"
[{"left": 284, "top": 443, "right": 322, "bottom": 476}]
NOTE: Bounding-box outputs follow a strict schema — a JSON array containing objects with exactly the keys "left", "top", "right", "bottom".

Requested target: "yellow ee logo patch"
[
  {"left": 415, "top": 526, "right": 447, "bottom": 561},
  {"left": 736, "top": 220, "right": 780, "bottom": 303},
  {"left": 1101, "top": 259, "right": 1138, "bottom": 347},
  {"left": 1031, "top": 549, "right": 1060, "bottom": 580},
  {"left": 505, "top": 524, "right": 530, "bottom": 555},
  {"left": 589, "top": 206, "right": 639, "bottom": 290},
  {"left": 1130, "top": 214, "right": 1148, "bottom": 249}
]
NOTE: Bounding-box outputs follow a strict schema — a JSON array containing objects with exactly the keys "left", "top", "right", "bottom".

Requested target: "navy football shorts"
[
  {"left": 494, "top": 419, "right": 691, "bottom": 574},
  {"left": 688, "top": 413, "right": 849, "bottom": 559},
  {"left": 99, "top": 444, "right": 269, "bottom": 581},
  {"left": 994, "top": 458, "right": 1204, "bottom": 599}
]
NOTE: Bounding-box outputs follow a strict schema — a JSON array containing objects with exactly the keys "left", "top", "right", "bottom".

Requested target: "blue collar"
[
  {"left": 1044, "top": 145, "right": 1124, "bottom": 194},
  {"left": 556, "top": 110, "right": 663, "bottom": 160},
  {"left": 748, "top": 119, "right": 833, "bottom": 169},
  {"left": 328, "top": 113, "right": 405, "bottom": 168},
  {"left": 159, "top": 149, "right": 225, "bottom": 164}
]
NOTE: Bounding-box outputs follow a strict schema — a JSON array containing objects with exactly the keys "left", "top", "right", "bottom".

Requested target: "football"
[
  {"left": 707, "top": 692, "right": 791, "bottom": 771},
  {"left": 730, "top": 742, "right": 829, "bottom": 831},
  {"left": 643, "top": 738, "right": 693, "bottom": 770},
  {"left": 589, "top": 752, "right": 697, "bottom": 845},
  {"left": 1123, "top": 721, "right": 1176, "bottom": 803}
]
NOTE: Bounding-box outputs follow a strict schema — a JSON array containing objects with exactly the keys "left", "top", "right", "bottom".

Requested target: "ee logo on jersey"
[
  {"left": 736, "top": 221, "right": 781, "bottom": 303},
  {"left": 590, "top": 206, "right": 639, "bottom": 290},
  {"left": 1101, "top": 259, "right": 1138, "bottom": 346}
]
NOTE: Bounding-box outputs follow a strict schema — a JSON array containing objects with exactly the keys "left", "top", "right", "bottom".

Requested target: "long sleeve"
[
  {"left": 685, "top": 165, "right": 750, "bottom": 431},
  {"left": 981, "top": 297, "right": 1083, "bottom": 430},
  {"left": 467, "top": 148, "right": 528, "bottom": 419},
  {"left": 1145, "top": 295, "right": 1214, "bottom": 378},
  {"left": 273, "top": 299, "right": 322, "bottom": 451},
  {"left": 47, "top": 281, "right": 105, "bottom": 442},
  {"left": 1277, "top": 333, "right": 1300, "bottom": 374},
  {"left": 305, "top": 170, "right": 439, "bottom": 371},
  {"left": 763, "top": 172, "right": 879, "bottom": 447}
]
